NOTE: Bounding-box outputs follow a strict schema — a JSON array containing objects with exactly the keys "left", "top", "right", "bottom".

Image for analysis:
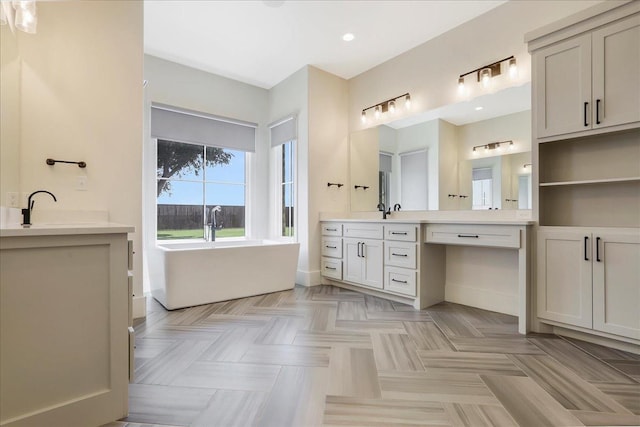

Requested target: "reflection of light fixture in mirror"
[
  {"left": 360, "top": 92, "right": 411, "bottom": 125},
  {"left": 508, "top": 140, "right": 514, "bottom": 149},
  {"left": 473, "top": 140, "right": 513, "bottom": 155},
  {"left": 457, "top": 55, "right": 515, "bottom": 91},
  {"left": 523, "top": 163, "right": 532, "bottom": 169},
  {"left": 4, "top": 1, "right": 37, "bottom": 34},
  {"left": 388, "top": 99, "right": 396, "bottom": 114},
  {"left": 509, "top": 57, "right": 517, "bottom": 78},
  {"left": 480, "top": 68, "right": 491, "bottom": 87}
]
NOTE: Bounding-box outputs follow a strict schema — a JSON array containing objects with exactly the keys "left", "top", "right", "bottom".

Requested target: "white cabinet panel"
[
  {"left": 321, "top": 237, "right": 342, "bottom": 258},
  {"left": 343, "top": 222, "right": 383, "bottom": 240},
  {"left": 535, "top": 34, "right": 592, "bottom": 138},
  {"left": 384, "top": 241, "right": 417, "bottom": 269},
  {"left": 537, "top": 228, "right": 593, "bottom": 328},
  {"left": 385, "top": 267, "right": 417, "bottom": 297},
  {"left": 592, "top": 14, "right": 640, "bottom": 130},
  {"left": 343, "top": 238, "right": 383, "bottom": 290},
  {"left": 322, "top": 223, "right": 343, "bottom": 236},
  {"left": 593, "top": 231, "right": 640, "bottom": 339},
  {"left": 425, "top": 224, "right": 520, "bottom": 249},
  {"left": 384, "top": 224, "right": 417, "bottom": 242},
  {"left": 321, "top": 257, "right": 342, "bottom": 280}
]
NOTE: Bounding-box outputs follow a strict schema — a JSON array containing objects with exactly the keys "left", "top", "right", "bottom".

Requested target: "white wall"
[
  {"left": 14, "top": 2, "right": 145, "bottom": 315},
  {"left": 269, "top": 67, "right": 310, "bottom": 284},
  {"left": 348, "top": 1, "right": 601, "bottom": 132}
]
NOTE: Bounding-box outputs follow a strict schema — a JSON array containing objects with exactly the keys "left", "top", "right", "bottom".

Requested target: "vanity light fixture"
[
  {"left": 361, "top": 92, "right": 411, "bottom": 123},
  {"left": 472, "top": 140, "right": 513, "bottom": 155},
  {"left": 457, "top": 55, "right": 515, "bottom": 90},
  {"left": 1, "top": 1, "right": 37, "bottom": 34}
]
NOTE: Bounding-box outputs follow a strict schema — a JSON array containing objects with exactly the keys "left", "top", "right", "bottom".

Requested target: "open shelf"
[{"left": 540, "top": 176, "right": 640, "bottom": 187}]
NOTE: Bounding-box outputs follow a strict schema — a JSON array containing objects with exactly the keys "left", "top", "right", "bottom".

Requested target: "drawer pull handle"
[
  {"left": 596, "top": 237, "right": 601, "bottom": 262},
  {"left": 584, "top": 101, "right": 589, "bottom": 127},
  {"left": 392, "top": 253, "right": 408, "bottom": 257},
  {"left": 391, "top": 231, "right": 408, "bottom": 235},
  {"left": 325, "top": 266, "right": 336, "bottom": 270},
  {"left": 326, "top": 228, "right": 337, "bottom": 232},
  {"left": 457, "top": 234, "right": 479, "bottom": 238},
  {"left": 325, "top": 245, "right": 337, "bottom": 249},
  {"left": 584, "top": 236, "right": 589, "bottom": 261},
  {"left": 392, "top": 279, "right": 408, "bottom": 284}
]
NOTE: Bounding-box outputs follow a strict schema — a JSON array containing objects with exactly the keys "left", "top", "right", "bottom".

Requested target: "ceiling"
[{"left": 144, "top": 0, "right": 507, "bottom": 90}]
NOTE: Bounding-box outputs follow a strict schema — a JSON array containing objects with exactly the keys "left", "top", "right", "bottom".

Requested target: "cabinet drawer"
[
  {"left": 384, "top": 224, "right": 418, "bottom": 242},
  {"left": 322, "top": 223, "right": 343, "bottom": 236},
  {"left": 384, "top": 241, "right": 417, "bottom": 269},
  {"left": 384, "top": 267, "right": 416, "bottom": 297},
  {"left": 425, "top": 224, "right": 520, "bottom": 249},
  {"left": 322, "top": 237, "right": 342, "bottom": 258},
  {"left": 321, "top": 257, "right": 342, "bottom": 280},
  {"left": 343, "top": 222, "right": 384, "bottom": 239}
]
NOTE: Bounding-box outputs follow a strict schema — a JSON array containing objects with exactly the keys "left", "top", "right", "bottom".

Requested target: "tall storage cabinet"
[{"left": 529, "top": 2, "right": 640, "bottom": 344}]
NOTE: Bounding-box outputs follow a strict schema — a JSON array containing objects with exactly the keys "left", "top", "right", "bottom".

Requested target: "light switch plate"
[{"left": 76, "top": 176, "right": 88, "bottom": 191}]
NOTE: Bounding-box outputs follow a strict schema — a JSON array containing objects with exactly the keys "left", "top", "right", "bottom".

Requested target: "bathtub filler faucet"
[
  {"left": 205, "top": 205, "right": 222, "bottom": 241},
  {"left": 21, "top": 190, "right": 57, "bottom": 227}
]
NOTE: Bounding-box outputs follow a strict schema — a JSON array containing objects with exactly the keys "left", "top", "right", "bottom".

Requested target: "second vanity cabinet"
[{"left": 537, "top": 227, "right": 640, "bottom": 340}]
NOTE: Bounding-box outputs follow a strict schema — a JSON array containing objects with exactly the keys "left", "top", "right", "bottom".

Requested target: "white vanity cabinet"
[
  {"left": 321, "top": 224, "right": 343, "bottom": 280},
  {"left": 343, "top": 237, "right": 384, "bottom": 289},
  {"left": 384, "top": 224, "right": 419, "bottom": 297},
  {"left": 0, "top": 224, "right": 134, "bottom": 427},
  {"left": 532, "top": 9, "right": 640, "bottom": 140},
  {"left": 537, "top": 227, "right": 640, "bottom": 340}
]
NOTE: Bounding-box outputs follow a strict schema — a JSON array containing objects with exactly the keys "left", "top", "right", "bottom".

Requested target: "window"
[
  {"left": 270, "top": 116, "right": 297, "bottom": 239},
  {"left": 156, "top": 139, "right": 246, "bottom": 240},
  {"left": 280, "top": 141, "right": 295, "bottom": 237},
  {"left": 150, "top": 104, "right": 256, "bottom": 241},
  {"left": 472, "top": 167, "right": 493, "bottom": 210}
]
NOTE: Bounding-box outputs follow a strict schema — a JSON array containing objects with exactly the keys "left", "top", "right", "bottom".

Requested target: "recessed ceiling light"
[
  {"left": 475, "top": 106, "right": 483, "bottom": 111},
  {"left": 342, "top": 33, "right": 355, "bottom": 42}
]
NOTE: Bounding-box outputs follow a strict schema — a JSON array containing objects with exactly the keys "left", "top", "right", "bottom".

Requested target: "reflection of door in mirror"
[
  {"left": 400, "top": 150, "right": 428, "bottom": 210},
  {"left": 472, "top": 167, "right": 493, "bottom": 210},
  {"left": 378, "top": 152, "right": 392, "bottom": 208},
  {"left": 518, "top": 174, "right": 532, "bottom": 209}
]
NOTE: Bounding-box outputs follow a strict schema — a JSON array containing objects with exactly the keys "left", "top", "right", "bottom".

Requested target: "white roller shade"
[
  {"left": 379, "top": 153, "right": 393, "bottom": 173},
  {"left": 151, "top": 104, "right": 257, "bottom": 152},
  {"left": 472, "top": 167, "right": 493, "bottom": 180},
  {"left": 270, "top": 116, "right": 297, "bottom": 147}
]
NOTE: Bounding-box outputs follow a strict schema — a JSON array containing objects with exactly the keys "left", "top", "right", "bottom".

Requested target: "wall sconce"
[
  {"left": 472, "top": 140, "right": 513, "bottom": 155},
  {"left": 0, "top": 1, "right": 38, "bottom": 34},
  {"left": 361, "top": 93, "right": 411, "bottom": 124},
  {"left": 458, "top": 56, "right": 516, "bottom": 90}
]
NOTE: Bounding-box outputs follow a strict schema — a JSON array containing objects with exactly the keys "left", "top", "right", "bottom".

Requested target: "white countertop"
[
  {"left": 0, "top": 222, "right": 134, "bottom": 237},
  {"left": 321, "top": 218, "right": 534, "bottom": 226}
]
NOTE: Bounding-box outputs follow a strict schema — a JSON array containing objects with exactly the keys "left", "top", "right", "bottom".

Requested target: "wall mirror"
[
  {"left": 349, "top": 84, "right": 532, "bottom": 212},
  {"left": 0, "top": 25, "right": 21, "bottom": 206}
]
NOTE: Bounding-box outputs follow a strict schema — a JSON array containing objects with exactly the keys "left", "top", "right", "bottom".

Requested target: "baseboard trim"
[
  {"left": 296, "top": 269, "right": 322, "bottom": 287},
  {"left": 445, "top": 283, "right": 518, "bottom": 317}
]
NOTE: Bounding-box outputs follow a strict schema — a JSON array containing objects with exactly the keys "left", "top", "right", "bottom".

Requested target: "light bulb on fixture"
[
  {"left": 361, "top": 110, "right": 367, "bottom": 124},
  {"left": 405, "top": 94, "right": 411, "bottom": 109},
  {"left": 509, "top": 57, "right": 517, "bottom": 78},
  {"left": 472, "top": 147, "right": 478, "bottom": 156},
  {"left": 458, "top": 76, "right": 465, "bottom": 93},
  {"left": 480, "top": 68, "right": 491, "bottom": 87},
  {"left": 509, "top": 141, "right": 514, "bottom": 150},
  {"left": 374, "top": 105, "right": 381, "bottom": 120},
  {"left": 496, "top": 143, "right": 503, "bottom": 152},
  {"left": 388, "top": 100, "right": 396, "bottom": 114},
  {"left": 484, "top": 145, "right": 489, "bottom": 152}
]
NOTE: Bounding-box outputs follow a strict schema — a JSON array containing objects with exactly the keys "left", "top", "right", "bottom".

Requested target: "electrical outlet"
[
  {"left": 7, "top": 192, "right": 19, "bottom": 208},
  {"left": 76, "top": 176, "right": 88, "bottom": 191}
]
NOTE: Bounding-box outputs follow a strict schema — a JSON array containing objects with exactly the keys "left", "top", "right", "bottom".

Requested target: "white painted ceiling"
[{"left": 144, "top": 0, "right": 507, "bottom": 90}]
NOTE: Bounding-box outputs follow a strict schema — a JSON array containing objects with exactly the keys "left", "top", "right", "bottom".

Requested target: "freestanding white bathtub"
[{"left": 149, "top": 239, "right": 300, "bottom": 310}]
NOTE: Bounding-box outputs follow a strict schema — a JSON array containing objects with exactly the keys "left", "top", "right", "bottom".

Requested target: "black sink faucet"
[
  {"left": 21, "top": 190, "right": 57, "bottom": 226},
  {"left": 377, "top": 203, "right": 390, "bottom": 219}
]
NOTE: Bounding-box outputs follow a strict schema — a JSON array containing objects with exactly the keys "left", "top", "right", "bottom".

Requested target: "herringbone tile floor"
[{"left": 105, "top": 285, "right": 640, "bottom": 427}]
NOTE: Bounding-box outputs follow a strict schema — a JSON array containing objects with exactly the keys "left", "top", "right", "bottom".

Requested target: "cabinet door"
[
  {"left": 343, "top": 238, "right": 363, "bottom": 284},
  {"left": 592, "top": 14, "right": 640, "bottom": 129},
  {"left": 535, "top": 34, "right": 592, "bottom": 138},
  {"left": 361, "top": 239, "right": 384, "bottom": 289},
  {"left": 593, "top": 231, "right": 640, "bottom": 339},
  {"left": 537, "top": 229, "right": 593, "bottom": 328}
]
